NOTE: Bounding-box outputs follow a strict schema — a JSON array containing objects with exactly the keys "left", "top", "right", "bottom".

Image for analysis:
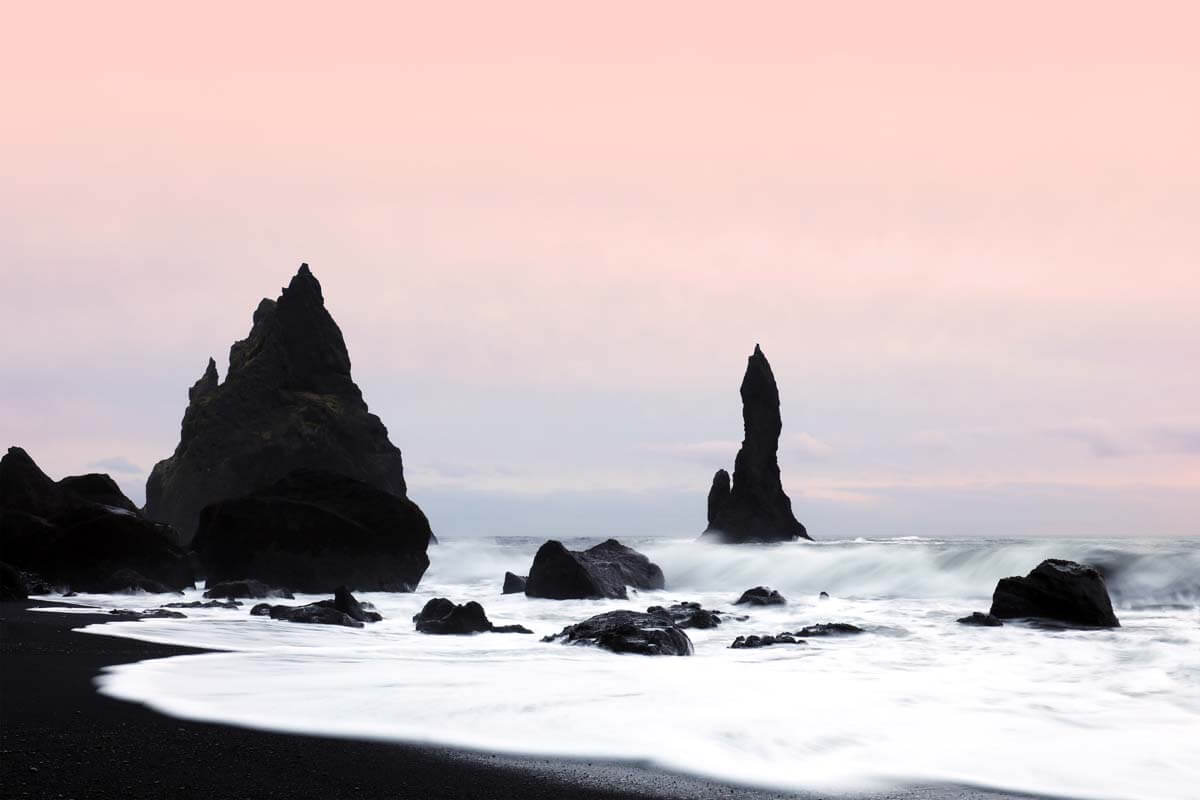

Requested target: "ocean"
[{"left": 38, "top": 536, "right": 1200, "bottom": 800}]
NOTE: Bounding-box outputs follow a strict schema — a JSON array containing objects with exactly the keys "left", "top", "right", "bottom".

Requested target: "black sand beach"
[{"left": 1, "top": 601, "right": 1035, "bottom": 800}]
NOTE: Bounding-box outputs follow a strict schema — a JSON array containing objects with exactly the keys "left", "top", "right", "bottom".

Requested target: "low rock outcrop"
[
  {"left": 957, "top": 612, "right": 1003, "bottom": 627},
  {"left": 203, "top": 580, "right": 294, "bottom": 600},
  {"left": 502, "top": 572, "right": 527, "bottom": 594},
  {"left": 109, "top": 608, "right": 188, "bottom": 620},
  {"left": 164, "top": 599, "right": 242, "bottom": 609},
  {"left": 794, "top": 623, "right": 864, "bottom": 636},
  {"left": 145, "top": 264, "right": 428, "bottom": 546},
  {"left": 543, "top": 610, "right": 693, "bottom": 656},
  {"left": 700, "top": 346, "right": 810, "bottom": 543},
  {"left": 249, "top": 587, "right": 381, "bottom": 628},
  {"left": 645, "top": 602, "right": 734, "bottom": 629},
  {"left": 86, "top": 568, "right": 182, "bottom": 595},
  {"left": 989, "top": 559, "right": 1120, "bottom": 628},
  {"left": 733, "top": 586, "right": 786, "bottom": 606},
  {"left": 524, "top": 539, "right": 665, "bottom": 600},
  {"left": 412, "top": 598, "right": 531, "bottom": 634},
  {"left": 730, "top": 633, "right": 805, "bottom": 649},
  {"left": 0, "top": 447, "right": 192, "bottom": 592},
  {"left": 193, "top": 469, "right": 432, "bottom": 593}
]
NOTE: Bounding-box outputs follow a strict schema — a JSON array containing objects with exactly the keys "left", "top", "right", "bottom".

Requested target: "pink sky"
[{"left": 2, "top": 2, "right": 1198, "bottom": 535}]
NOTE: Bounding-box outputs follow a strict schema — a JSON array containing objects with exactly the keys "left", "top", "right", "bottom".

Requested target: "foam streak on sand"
[{"left": 43, "top": 536, "right": 1200, "bottom": 800}]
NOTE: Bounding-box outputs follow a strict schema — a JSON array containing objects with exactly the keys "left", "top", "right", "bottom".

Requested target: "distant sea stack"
[
  {"left": 701, "top": 345, "right": 810, "bottom": 543},
  {"left": 145, "top": 263, "right": 423, "bottom": 544}
]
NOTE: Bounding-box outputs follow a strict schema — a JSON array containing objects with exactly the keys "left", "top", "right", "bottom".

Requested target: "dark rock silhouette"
[
  {"left": 0, "top": 447, "right": 192, "bottom": 592},
  {"left": 794, "top": 623, "right": 864, "bottom": 636},
  {"left": 701, "top": 345, "right": 809, "bottom": 543},
  {"left": 108, "top": 608, "right": 187, "bottom": 620},
  {"left": 542, "top": 610, "right": 693, "bottom": 656},
  {"left": 163, "top": 599, "right": 241, "bottom": 609},
  {"left": 733, "top": 586, "right": 786, "bottom": 606},
  {"left": 730, "top": 633, "right": 805, "bottom": 649},
  {"left": 958, "top": 611, "right": 1004, "bottom": 627},
  {"left": 524, "top": 539, "right": 665, "bottom": 600},
  {"left": 145, "top": 264, "right": 425, "bottom": 544},
  {"left": 413, "top": 598, "right": 531, "bottom": 634},
  {"left": 989, "top": 559, "right": 1120, "bottom": 628},
  {"left": 57, "top": 474, "right": 139, "bottom": 513},
  {"left": 203, "top": 580, "right": 294, "bottom": 600},
  {"left": 502, "top": 572, "right": 527, "bottom": 594},
  {"left": 87, "top": 568, "right": 181, "bottom": 595},
  {"left": 645, "top": 602, "right": 729, "bottom": 629},
  {"left": 192, "top": 469, "right": 432, "bottom": 593},
  {"left": 248, "top": 587, "right": 381, "bottom": 628}
]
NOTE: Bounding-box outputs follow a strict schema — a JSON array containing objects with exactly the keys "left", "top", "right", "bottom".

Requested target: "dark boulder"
[
  {"left": 109, "top": 608, "right": 187, "bottom": 620},
  {"left": 57, "top": 474, "right": 138, "bottom": 513},
  {"left": 314, "top": 585, "right": 382, "bottom": 623},
  {"left": 192, "top": 469, "right": 432, "bottom": 593},
  {"left": 0, "top": 447, "right": 192, "bottom": 592},
  {"left": 260, "top": 603, "right": 362, "bottom": 628},
  {"left": 730, "top": 633, "right": 805, "bottom": 649},
  {"left": 145, "top": 264, "right": 430, "bottom": 547},
  {"left": 794, "top": 623, "right": 864, "bottom": 636},
  {"left": 164, "top": 599, "right": 241, "bottom": 609},
  {"left": 645, "top": 602, "right": 726, "bottom": 629},
  {"left": 1, "top": 561, "right": 27, "bottom": 601},
  {"left": 700, "top": 345, "right": 810, "bottom": 543},
  {"left": 502, "top": 572, "right": 527, "bottom": 594},
  {"left": 957, "top": 612, "right": 1003, "bottom": 627},
  {"left": 734, "top": 586, "right": 786, "bottom": 606},
  {"left": 83, "top": 568, "right": 181, "bottom": 595},
  {"left": 413, "top": 597, "right": 531, "bottom": 634},
  {"left": 989, "top": 559, "right": 1120, "bottom": 628},
  {"left": 203, "top": 580, "right": 294, "bottom": 600},
  {"left": 525, "top": 539, "right": 665, "bottom": 600},
  {"left": 544, "top": 610, "right": 693, "bottom": 656}
]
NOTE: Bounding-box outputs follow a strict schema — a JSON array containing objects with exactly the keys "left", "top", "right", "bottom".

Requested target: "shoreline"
[{"left": 1, "top": 600, "right": 1042, "bottom": 800}]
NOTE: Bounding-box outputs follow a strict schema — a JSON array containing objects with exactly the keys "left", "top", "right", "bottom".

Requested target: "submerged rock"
[
  {"left": 733, "top": 586, "right": 786, "bottom": 606},
  {"left": 989, "top": 559, "right": 1120, "bottom": 628},
  {"left": 700, "top": 345, "right": 810, "bottom": 543},
  {"left": 730, "top": 633, "right": 805, "bottom": 649},
  {"left": 203, "top": 579, "right": 294, "bottom": 600},
  {"left": 957, "top": 612, "right": 1004, "bottom": 627},
  {"left": 144, "top": 264, "right": 429, "bottom": 546},
  {"left": 193, "top": 469, "right": 432, "bottom": 593},
  {"left": 524, "top": 539, "right": 665, "bottom": 600},
  {"left": 163, "top": 599, "right": 242, "bottom": 609},
  {"left": 543, "top": 610, "right": 693, "bottom": 656},
  {"left": 250, "top": 588, "right": 379, "bottom": 628},
  {"left": 794, "top": 623, "right": 864, "bottom": 636},
  {"left": 109, "top": 608, "right": 188, "bottom": 620},
  {"left": 413, "top": 598, "right": 532, "bottom": 634},
  {"left": 0, "top": 447, "right": 192, "bottom": 592},
  {"left": 645, "top": 602, "right": 728, "bottom": 629},
  {"left": 502, "top": 572, "right": 527, "bottom": 594}
]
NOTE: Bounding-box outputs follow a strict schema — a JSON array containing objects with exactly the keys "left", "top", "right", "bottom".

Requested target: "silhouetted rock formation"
[
  {"left": 164, "top": 599, "right": 241, "bottom": 609},
  {"left": 87, "top": 568, "right": 181, "bottom": 595},
  {"left": 730, "top": 633, "right": 804, "bottom": 649},
  {"left": 193, "top": 469, "right": 432, "bottom": 593},
  {"left": 524, "top": 539, "right": 665, "bottom": 600},
  {"left": 645, "top": 602, "right": 732, "bottom": 629},
  {"left": 701, "top": 345, "right": 809, "bottom": 543},
  {"left": 794, "top": 622, "right": 864, "bottom": 636},
  {"left": 989, "top": 559, "right": 1120, "bottom": 628},
  {"left": 733, "top": 586, "right": 786, "bottom": 606},
  {"left": 502, "top": 572, "right": 527, "bottom": 594},
  {"left": 58, "top": 474, "right": 139, "bottom": 513},
  {"left": 413, "top": 598, "right": 532, "bottom": 634},
  {"left": 203, "top": 579, "right": 294, "bottom": 600},
  {"left": 0, "top": 447, "right": 192, "bottom": 592},
  {"left": 543, "top": 610, "right": 693, "bottom": 656},
  {"left": 957, "top": 611, "right": 1003, "bottom": 627},
  {"left": 108, "top": 608, "right": 187, "bottom": 620},
  {"left": 248, "top": 587, "right": 381, "bottom": 628},
  {"left": 145, "top": 264, "right": 425, "bottom": 544}
]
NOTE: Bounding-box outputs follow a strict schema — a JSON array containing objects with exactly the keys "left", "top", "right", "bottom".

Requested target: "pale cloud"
[{"left": 86, "top": 456, "right": 143, "bottom": 475}]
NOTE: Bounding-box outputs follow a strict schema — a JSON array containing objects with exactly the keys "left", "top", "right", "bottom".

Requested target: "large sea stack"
[
  {"left": 701, "top": 345, "right": 809, "bottom": 543},
  {"left": 0, "top": 447, "right": 192, "bottom": 591},
  {"left": 145, "top": 263, "right": 421, "bottom": 545}
]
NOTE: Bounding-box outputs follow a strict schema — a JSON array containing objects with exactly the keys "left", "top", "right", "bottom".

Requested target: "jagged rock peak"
[
  {"left": 188, "top": 358, "right": 219, "bottom": 404},
  {"left": 701, "top": 345, "right": 810, "bottom": 543}
]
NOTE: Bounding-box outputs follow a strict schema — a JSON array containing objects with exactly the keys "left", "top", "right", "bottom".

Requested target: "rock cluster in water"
[
  {"left": 543, "top": 610, "right": 693, "bottom": 656},
  {"left": 989, "top": 559, "right": 1120, "bottom": 628},
  {"left": 0, "top": 447, "right": 192, "bottom": 593},
  {"left": 413, "top": 598, "right": 532, "bottom": 634},
  {"left": 144, "top": 264, "right": 424, "bottom": 546},
  {"left": 524, "top": 539, "right": 664, "bottom": 600},
  {"left": 733, "top": 586, "right": 787, "bottom": 606},
  {"left": 251, "top": 586, "right": 382, "bottom": 628},
  {"left": 192, "top": 469, "right": 432, "bottom": 593},
  {"left": 701, "top": 345, "right": 810, "bottom": 543},
  {"left": 645, "top": 602, "right": 737, "bottom": 629}
]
